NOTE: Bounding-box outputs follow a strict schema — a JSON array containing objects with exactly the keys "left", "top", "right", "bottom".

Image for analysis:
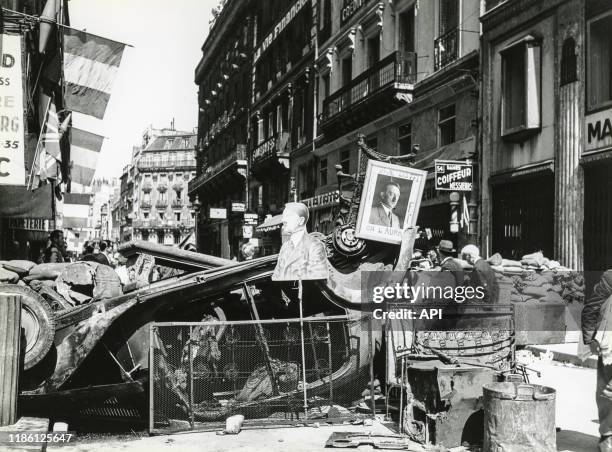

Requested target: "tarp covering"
[{"left": 0, "top": 184, "right": 54, "bottom": 218}]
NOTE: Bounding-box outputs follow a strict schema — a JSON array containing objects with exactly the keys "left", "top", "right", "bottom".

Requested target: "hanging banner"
[{"left": 0, "top": 34, "right": 26, "bottom": 186}]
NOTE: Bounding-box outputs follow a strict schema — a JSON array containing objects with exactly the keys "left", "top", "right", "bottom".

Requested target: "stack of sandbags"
[
  {"left": 484, "top": 250, "right": 585, "bottom": 304},
  {"left": 0, "top": 260, "right": 39, "bottom": 283}
]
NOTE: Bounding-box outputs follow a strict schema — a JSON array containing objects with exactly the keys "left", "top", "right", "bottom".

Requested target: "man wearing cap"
[
  {"left": 438, "top": 240, "right": 463, "bottom": 287},
  {"left": 369, "top": 181, "right": 401, "bottom": 228},
  {"left": 272, "top": 202, "right": 329, "bottom": 281}
]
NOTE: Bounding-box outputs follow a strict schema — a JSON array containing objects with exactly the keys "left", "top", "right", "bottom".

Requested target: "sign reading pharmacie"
[
  {"left": 585, "top": 108, "right": 612, "bottom": 152},
  {"left": 301, "top": 190, "right": 340, "bottom": 211},
  {"left": 0, "top": 34, "right": 26, "bottom": 186},
  {"left": 253, "top": 0, "right": 309, "bottom": 63},
  {"left": 434, "top": 160, "right": 473, "bottom": 191}
]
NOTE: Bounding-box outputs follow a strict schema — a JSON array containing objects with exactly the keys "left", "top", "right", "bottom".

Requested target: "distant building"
[{"left": 119, "top": 126, "right": 197, "bottom": 246}]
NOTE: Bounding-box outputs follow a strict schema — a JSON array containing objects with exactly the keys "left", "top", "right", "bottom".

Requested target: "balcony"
[
  {"left": 137, "top": 157, "right": 196, "bottom": 171},
  {"left": 156, "top": 199, "right": 168, "bottom": 209},
  {"left": 250, "top": 132, "right": 290, "bottom": 178},
  {"left": 434, "top": 28, "right": 459, "bottom": 72},
  {"left": 141, "top": 200, "right": 151, "bottom": 208},
  {"left": 188, "top": 144, "right": 247, "bottom": 196},
  {"left": 320, "top": 51, "right": 416, "bottom": 140},
  {"left": 172, "top": 197, "right": 184, "bottom": 208}
]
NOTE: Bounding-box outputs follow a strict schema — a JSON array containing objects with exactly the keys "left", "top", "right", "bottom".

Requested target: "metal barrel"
[
  {"left": 0, "top": 295, "right": 22, "bottom": 426},
  {"left": 483, "top": 382, "right": 556, "bottom": 452}
]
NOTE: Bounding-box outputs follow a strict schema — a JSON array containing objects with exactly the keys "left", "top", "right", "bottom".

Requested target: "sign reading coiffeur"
[
  {"left": 0, "top": 34, "right": 25, "bottom": 186},
  {"left": 435, "top": 160, "right": 473, "bottom": 191}
]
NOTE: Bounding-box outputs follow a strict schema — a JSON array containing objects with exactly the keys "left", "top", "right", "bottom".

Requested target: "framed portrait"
[{"left": 355, "top": 160, "right": 427, "bottom": 245}]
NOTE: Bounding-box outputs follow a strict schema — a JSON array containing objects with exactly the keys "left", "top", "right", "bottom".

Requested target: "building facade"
[
  {"left": 119, "top": 126, "right": 197, "bottom": 246},
  {"left": 312, "top": 0, "right": 481, "bottom": 249},
  {"left": 480, "top": 0, "right": 612, "bottom": 279},
  {"left": 189, "top": 0, "right": 254, "bottom": 259}
]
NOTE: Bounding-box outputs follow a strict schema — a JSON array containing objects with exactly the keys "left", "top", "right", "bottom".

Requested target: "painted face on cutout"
[
  {"left": 281, "top": 208, "right": 305, "bottom": 234},
  {"left": 380, "top": 183, "right": 400, "bottom": 209}
]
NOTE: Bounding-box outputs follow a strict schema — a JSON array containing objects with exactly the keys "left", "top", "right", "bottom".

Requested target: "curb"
[{"left": 525, "top": 345, "right": 598, "bottom": 369}]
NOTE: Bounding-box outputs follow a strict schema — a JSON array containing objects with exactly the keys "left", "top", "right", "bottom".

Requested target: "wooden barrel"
[
  {"left": 0, "top": 294, "right": 22, "bottom": 426},
  {"left": 483, "top": 382, "right": 556, "bottom": 452}
]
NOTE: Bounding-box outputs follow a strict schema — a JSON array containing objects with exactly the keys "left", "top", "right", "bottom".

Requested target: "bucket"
[{"left": 483, "top": 382, "right": 556, "bottom": 452}]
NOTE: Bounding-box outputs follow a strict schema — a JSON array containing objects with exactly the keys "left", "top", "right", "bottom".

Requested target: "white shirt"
[{"left": 290, "top": 229, "right": 306, "bottom": 246}]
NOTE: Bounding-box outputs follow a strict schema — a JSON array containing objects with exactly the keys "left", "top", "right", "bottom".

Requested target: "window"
[
  {"left": 320, "top": 158, "right": 328, "bottom": 185},
  {"left": 588, "top": 12, "right": 612, "bottom": 110},
  {"left": 173, "top": 231, "right": 181, "bottom": 244},
  {"left": 175, "top": 212, "right": 181, "bottom": 222},
  {"left": 159, "top": 212, "right": 165, "bottom": 220},
  {"left": 322, "top": 73, "right": 330, "bottom": 98},
  {"left": 399, "top": 122, "right": 412, "bottom": 155},
  {"left": 142, "top": 230, "right": 149, "bottom": 241},
  {"left": 342, "top": 55, "right": 352, "bottom": 86},
  {"left": 399, "top": 8, "right": 415, "bottom": 53},
  {"left": 501, "top": 36, "right": 541, "bottom": 139},
  {"left": 143, "top": 212, "right": 150, "bottom": 220},
  {"left": 439, "top": 0, "right": 459, "bottom": 35},
  {"left": 340, "top": 149, "right": 350, "bottom": 174},
  {"left": 367, "top": 34, "right": 380, "bottom": 68},
  {"left": 157, "top": 232, "right": 164, "bottom": 244},
  {"left": 438, "top": 104, "right": 456, "bottom": 147}
]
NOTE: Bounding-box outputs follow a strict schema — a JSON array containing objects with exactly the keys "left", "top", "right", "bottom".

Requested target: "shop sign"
[
  {"left": 434, "top": 160, "right": 473, "bottom": 191},
  {"left": 209, "top": 208, "right": 227, "bottom": 219},
  {"left": 232, "top": 202, "right": 246, "bottom": 212},
  {"left": 301, "top": 190, "right": 340, "bottom": 211},
  {"left": 242, "top": 225, "right": 253, "bottom": 238},
  {"left": 0, "top": 34, "right": 26, "bottom": 186},
  {"left": 254, "top": 0, "right": 309, "bottom": 63},
  {"left": 9, "top": 218, "right": 55, "bottom": 231},
  {"left": 585, "top": 108, "right": 612, "bottom": 152},
  {"left": 340, "top": 0, "right": 372, "bottom": 26}
]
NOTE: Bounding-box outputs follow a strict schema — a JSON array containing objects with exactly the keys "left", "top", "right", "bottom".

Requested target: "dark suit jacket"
[
  {"left": 272, "top": 232, "right": 329, "bottom": 281},
  {"left": 440, "top": 257, "right": 464, "bottom": 287},
  {"left": 582, "top": 270, "right": 612, "bottom": 345},
  {"left": 469, "top": 258, "right": 499, "bottom": 303},
  {"left": 369, "top": 203, "right": 401, "bottom": 228}
]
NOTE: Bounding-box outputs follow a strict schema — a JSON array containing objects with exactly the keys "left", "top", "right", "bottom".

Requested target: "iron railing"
[
  {"left": 434, "top": 28, "right": 459, "bottom": 71},
  {"left": 188, "top": 145, "right": 247, "bottom": 194},
  {"left": 321, "top": 51, "right": 416, "bottom": 123},
  {"left": 138, "top": 158, "right": 197, "bottom": 171}
]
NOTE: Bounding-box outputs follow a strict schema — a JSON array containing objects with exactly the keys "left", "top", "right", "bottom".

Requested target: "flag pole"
[
  {"left": 2, "top": 8, "right": 133, "bottom": 47},
  {"left": 27, "top": 96, "right": 52, "bottom": 190}
]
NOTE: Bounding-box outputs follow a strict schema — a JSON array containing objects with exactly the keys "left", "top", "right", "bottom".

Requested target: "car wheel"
[{"left": 0, "top": 284, "right": 56, "bottom": 370}]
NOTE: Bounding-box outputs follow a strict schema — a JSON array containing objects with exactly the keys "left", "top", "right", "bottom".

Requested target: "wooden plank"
[{"left": 0, "top": 295, "right": 21, "bottom": 426}]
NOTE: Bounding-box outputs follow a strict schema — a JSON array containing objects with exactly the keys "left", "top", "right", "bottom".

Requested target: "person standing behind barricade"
[
  {"left": 438, "top": 240, "right": 463, "bottom": 289},
  {"left": 42, "top": 230, "right": 68, "bottom": 263},
  {"left": 461, "top": 244, "right": 498, "bottom": 303},
  {"left": 581, "top": 270, "right": 612, "bottom": 452}
]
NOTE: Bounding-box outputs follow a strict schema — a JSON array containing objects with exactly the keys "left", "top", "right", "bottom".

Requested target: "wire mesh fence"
[{"left": 149, "top": 315, "right": 374, "bottom": 434}]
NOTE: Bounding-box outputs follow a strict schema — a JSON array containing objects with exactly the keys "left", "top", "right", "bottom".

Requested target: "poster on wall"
[
  {"left": 0, "top": 34, "right": 26, "bottom": 186},
  {"left": 355, "top": 160, "right": 427, "bottom": 245}
]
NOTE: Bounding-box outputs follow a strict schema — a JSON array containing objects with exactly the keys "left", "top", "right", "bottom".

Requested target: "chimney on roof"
[{"left": 171, "top": 118, "right": 175, "bottom": 130}]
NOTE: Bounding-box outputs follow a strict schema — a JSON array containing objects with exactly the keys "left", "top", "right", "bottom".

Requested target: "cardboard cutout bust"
[{"left": 271, "top": 202, "right": 329, "bottom": 281}]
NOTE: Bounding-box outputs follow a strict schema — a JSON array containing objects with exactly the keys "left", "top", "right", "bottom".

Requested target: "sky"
[{"left": 68, "top": 0, "right": 217, "bottom": 180}]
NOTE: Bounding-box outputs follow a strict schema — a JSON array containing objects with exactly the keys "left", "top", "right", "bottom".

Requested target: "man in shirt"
[
  {"left": 272, "top": 202, "right": 328, "bottom": 281},
  {"left": 42, "top": 230, "right": 68, "bottom": 263},
  {"left": 368, "top": 181, "right": 402, "bottom": 228},
  {"left": 581, "top": 270, "right": 612, "bottom": 451},
  {"left": 438, "top": 239, "right": 463, "bottom": 288}
]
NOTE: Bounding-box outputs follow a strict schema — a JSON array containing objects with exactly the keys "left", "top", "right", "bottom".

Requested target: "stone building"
[
  {"left": 480, "top": 0, "right": 612, "bottom": 282},
  {"left": 120, "top": 126, "right": 197, "bottom": 246},
  {"left": 311, "top": 0, "right": 481, "bottom": 249}
]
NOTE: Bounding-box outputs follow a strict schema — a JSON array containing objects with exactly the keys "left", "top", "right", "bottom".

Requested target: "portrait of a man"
[
  {"left": 356, "top": 160, "right": 427, "bottom": 245},
  {"left": 369, "top": 180, "right": 402, "bottom": 228},
  {"left": 272, "top": 202, "right": 329, "bottom": 281}
]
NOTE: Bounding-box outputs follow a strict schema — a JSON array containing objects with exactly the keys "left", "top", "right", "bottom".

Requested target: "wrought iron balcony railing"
[
  {"left": 137, "top": 158, "right": 196, "bottom": 171},
  {"left": 321, "top": 51, "right": 416, "bottom": 123},
  {"left": 434, "top": 28, "right": 459, "bottom": 72}
]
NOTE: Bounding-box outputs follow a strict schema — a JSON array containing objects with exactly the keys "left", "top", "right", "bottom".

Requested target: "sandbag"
[
  {"left": 541, "top": 292, "right": 565, "bottom": 304},
  {"left": 521, "top": 286, "right": 549, "bottom": 298},
  {"left": 521, "top": 251, "right": 545, "bottom": 265},
  {"left": 0, "top": 267, "right": 19, "bottom": 283},
  {"left": 491, "top": 265, "right": 505, "bottom": 273},
  {"left": 55, "top": 262, "right": 122, "bottom": 304},
  {"left": 2, "top": 260, "right": 36, "bottom": 275},
  {"left": 28, "top": 279, "right": 57, "bottom": 292},
  {"left": 501, "top": 259, "right": 523, "bottom": 267},
  {"left": 26, "top": 263, "right": 70, "bottom": 281},
  {"left": 92, "top": 264, "right": 122, "bottom": 300},
  {"left": 487, "top": 253, "right": 503, "bottom": 266}
]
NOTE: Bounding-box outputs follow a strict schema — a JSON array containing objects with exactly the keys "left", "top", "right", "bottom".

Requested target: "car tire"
[{"left": 0, "top": 284, "right": 56, "bottom": 370}]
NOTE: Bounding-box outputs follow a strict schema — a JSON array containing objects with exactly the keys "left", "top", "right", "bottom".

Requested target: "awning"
[
  {"left": 0, "top": 184, "right": 54, "bottom": 218},
  {"left": 256, "top": 214, "right": 283, "bottom": 233}
]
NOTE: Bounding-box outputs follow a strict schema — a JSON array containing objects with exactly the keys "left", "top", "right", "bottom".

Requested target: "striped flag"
[
  {"left": 70, "top": 128, "right": 104, "bottom": 186},
  {"left": 63, "top": 192, "right": 91, "bottom": 229},
  {"left": 62, "top": 28, "right": 126, "bottom": 119}
]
